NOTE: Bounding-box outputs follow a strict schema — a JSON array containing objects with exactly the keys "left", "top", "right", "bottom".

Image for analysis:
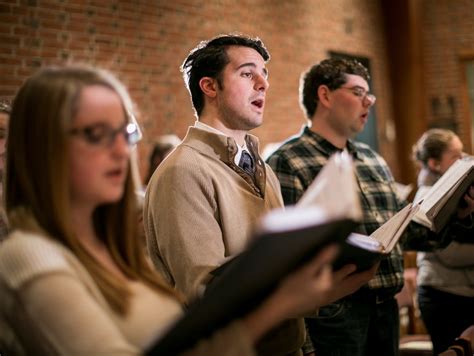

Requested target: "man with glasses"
[
  {"left": 267, "top": 58, "right": 474, "bottom": 355},
  {"left": 267, "top": 58, "right": 405, "bottom": 356}
]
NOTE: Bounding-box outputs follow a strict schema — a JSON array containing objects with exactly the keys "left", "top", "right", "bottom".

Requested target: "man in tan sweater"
[
  {"left": 144, "top": 34, "right": 374, "bottom": 355},
  {"left": 145, "top": 34, "right": 280, "bottom": 299}
]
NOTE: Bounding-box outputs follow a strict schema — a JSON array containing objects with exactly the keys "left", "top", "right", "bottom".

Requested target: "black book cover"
[
  {"left": 146, "top": 217, "right": 356, "bottom": 355},
  {"left": 332, "top": 239, "right": 383, "bottom": 271}
]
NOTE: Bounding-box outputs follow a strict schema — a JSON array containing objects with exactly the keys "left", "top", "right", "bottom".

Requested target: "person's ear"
[
  {"left": 427, "top": 158, "right": 441, "bottom": 173},
  {"left": 199, "top": 77, "right": 217, "bottom": 99},
  {"left": 317, "top": 85, "right": 331, "bottom": 108}
]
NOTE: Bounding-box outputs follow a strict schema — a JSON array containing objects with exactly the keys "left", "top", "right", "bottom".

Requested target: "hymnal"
[{"left": 412, "top": 157, "right": 474, "bottom": 232}]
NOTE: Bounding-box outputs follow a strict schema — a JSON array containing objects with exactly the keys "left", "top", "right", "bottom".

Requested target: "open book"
[
  {"left": 412, "top": 157, "right": 474, "bottom": 232},
  {"left": 332, "top": 202, "right": 420, "bottom": 270},
  {"left": 298, "top": 150, "right": 421, "bottom": 270}
]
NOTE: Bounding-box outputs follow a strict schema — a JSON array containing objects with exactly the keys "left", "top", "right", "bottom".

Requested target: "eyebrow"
[
  {"left": 236, "top": 62, "right": 269, "bottom": 78},
  {"left": 347, "top": 85, "right": 368, "bottom": 92}
]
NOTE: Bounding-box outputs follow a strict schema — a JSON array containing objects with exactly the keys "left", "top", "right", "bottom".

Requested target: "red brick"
[{"left": 2, "top": 0, "right": 472, "bottom": 178}]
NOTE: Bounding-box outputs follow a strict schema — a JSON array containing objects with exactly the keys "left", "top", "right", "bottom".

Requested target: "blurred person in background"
[
  {"left": 412, "top": 128, "right": 474, "bottom": 355},
  {"left": 145, "top": 134, "right": 181, "bottom": 185}
]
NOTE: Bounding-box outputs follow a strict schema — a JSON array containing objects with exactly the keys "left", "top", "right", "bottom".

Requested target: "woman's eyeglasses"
[{"left": 69, "top": 122, "right": 142, "bottom": 147}]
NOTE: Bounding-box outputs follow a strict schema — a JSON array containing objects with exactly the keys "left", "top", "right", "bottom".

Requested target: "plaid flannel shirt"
[{"left": 267, "top": 126, "right": 406, "bottom": 294}]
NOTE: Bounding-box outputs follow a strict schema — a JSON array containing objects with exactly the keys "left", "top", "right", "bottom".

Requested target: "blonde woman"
[
  {"left": 412, "top": 128, "right": 474, "bottom": 355},
  {"left": 0, "top": 65, "right": 369, "bottom": 355}
]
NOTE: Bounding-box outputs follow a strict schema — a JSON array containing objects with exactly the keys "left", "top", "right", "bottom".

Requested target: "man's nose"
[{"left": 255, "top": 73, "right": 269, "bottom": 92}]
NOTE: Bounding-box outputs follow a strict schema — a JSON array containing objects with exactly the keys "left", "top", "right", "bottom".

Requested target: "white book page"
[
  {"left": 296, "top": 151, "right": 363, "bottom": 222},
  {"left": 370, "top": 203, "right": 420, "bottom": 252},
  {"left": 413, "top": 158, "right": 473, "bottom": 231},
  {"left": 260, "top": 206, "right": 329, "bottom": 233},
  {"left": 427, "top": 175, "right": 465, "bottom": 218},
  {"left": 419, "top": 159, "right": 472, "bottom": 216},
  {"left": 412, "top": 186, "right": 434, "bottom": 229},
  {"left": 346, "top": 232, "right": 383, "bottom": 252},
  {"left": 411, "top": 211, "right": 433, "bottom": 229}
]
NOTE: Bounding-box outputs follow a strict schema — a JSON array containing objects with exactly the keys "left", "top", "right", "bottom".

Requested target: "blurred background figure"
[
  {"left": 412, "top": 128, "right": 474, "bottom": 355},
  {"left": 0, "top": 100, "right": 10, "bottom": 241},
  {"left": 145, "top": 134, "right": 180, "bottom": 185}
]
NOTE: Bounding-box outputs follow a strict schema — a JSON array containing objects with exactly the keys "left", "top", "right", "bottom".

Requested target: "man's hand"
[
  {"left": 242, "top": 245, "right": 338, "bottom": 342},
  {"left": 320, "top": 261, "right": 380, "bottom": 306}
]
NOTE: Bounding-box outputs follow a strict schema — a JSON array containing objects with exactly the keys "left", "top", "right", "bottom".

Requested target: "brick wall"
[
  {"left": 421, "top": 0, "right": 474, "bottom": 152},
  {"left": 1, "top": 0, "right": 394, "bottom": 179}
]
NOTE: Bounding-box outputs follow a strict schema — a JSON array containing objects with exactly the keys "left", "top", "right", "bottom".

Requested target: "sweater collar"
[{"left": 182, "top": 127, "right": 267, "bottom": 197}]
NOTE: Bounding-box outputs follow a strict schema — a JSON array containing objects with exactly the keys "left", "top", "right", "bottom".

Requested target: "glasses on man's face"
[
  {"left": 69, "top": 122, "right": 142, "bottom": 148},
  {"left": 339, "top": 86, "right": 376, "bottom": 105}
]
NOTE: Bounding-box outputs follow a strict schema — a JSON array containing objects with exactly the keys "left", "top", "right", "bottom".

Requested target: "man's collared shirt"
[{"left": 194, "top": 121, "right": 251, "bottom": 167}]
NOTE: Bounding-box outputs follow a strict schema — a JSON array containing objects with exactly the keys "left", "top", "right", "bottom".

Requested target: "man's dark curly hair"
[
  {"left": 181, "top": 34, "right": 270, "bottom": 117},
  {"left": 300, "top": 58, "right": 370, "bottom": 119}
]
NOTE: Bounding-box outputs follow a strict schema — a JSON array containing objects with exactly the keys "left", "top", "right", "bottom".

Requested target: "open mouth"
[
  {"left": 251, "top": 99, "right": 264, "bottom": 109},
  {"left": 106, "top": 168, "right": 124, "bottom": 178}
]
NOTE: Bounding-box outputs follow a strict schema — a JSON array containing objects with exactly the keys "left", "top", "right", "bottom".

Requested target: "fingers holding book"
[
  {"left": 270, "top": 244, "right": 339, "bottom": 318},
  {"left": 326, "top": 261, "right": 380, "bottom": 304},
  {"left": 266, "top": 247, "right": 378, "bottom": 320},
  {"left": 241, "top": 245, "right": 339, "bottom": 342}
]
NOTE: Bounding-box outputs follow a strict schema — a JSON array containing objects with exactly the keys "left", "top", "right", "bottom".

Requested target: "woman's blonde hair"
[
  {"left": 412, "top": 128, "right": 457, "bottom": 167},
  {"left": 6, "top": 65, "right": 179, "bottom": 314}
]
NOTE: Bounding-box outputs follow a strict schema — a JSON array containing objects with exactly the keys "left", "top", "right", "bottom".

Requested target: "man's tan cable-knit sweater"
[{"left": 144, "top": 126, "right": 305, "bottom": 355}]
